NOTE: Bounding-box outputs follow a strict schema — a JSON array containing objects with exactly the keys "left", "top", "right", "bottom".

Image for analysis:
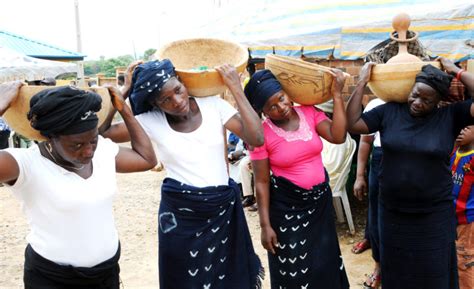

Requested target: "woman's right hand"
[
  {"left": 358, "top": 62, "right": 376, "bottom": 85},
  {"left": 261, "top": 225, "right": 278, "bottom": 255},
  {"left": 0, "top": 81, "right": 23, "bottom": 116},
  {"left": 353, "top": 176, "right": 368, "bottom": 201},
  {"left": 103, "top": 85, "right": 125, "bottom": 112}
]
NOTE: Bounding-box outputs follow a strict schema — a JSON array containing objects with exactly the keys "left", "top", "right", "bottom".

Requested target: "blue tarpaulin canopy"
[{"left": 198, "top": 1, "right": 473, "bottom": 62}]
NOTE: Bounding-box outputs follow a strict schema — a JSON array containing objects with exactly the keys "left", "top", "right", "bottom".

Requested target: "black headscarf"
[
  {"left": 415, "top": 64, "right": 453, "bottom": 100},
  {"left": 28, "top": 86, "right": 101, "bottom": 137},
  {"left": 244, "top": 69, "right": 282, "bottom": 113},
  {"left": 129, "top": 59, "right": 176, "bottom": 115}
]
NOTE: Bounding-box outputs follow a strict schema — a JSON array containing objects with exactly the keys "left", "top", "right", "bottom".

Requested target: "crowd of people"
[{"left": 0, "top": 54, "right": 473, "bottom": 289}]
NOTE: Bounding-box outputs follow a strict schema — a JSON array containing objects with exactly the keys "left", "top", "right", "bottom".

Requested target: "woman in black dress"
[{"left": 346, "top": 58, "right": 474, "bottom": 289}]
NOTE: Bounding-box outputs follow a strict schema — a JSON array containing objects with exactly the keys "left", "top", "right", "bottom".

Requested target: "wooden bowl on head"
[
  {"left": 3, "top": 86, "right": 112, "bottom": 141},
  {"left": 265, "top": 54, "right": 342, "bottom": 105},
  {"left": 368, "top": 61, "right": 441, "bottom": 102},
  {"left": 156, "top": 38, "right": 249, "bottom": 97}
]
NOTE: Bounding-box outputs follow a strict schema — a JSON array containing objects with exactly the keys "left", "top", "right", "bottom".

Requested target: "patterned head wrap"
[
  {"left": 129, "top": 59, "right": 176, "bottom": 115},
  {"left": 244, "top": 69, "right": 282, "bottom": 113},
  {"left": 415, "top": 64, "right": 453, "bottom": 100},
  {"left": 28, "top": 86, "right": 101, "bottom": 137}
]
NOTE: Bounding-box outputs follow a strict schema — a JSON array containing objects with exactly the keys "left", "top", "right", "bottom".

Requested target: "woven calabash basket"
[
  {"left": 156, "top": 38, "right": 249, "bottom": 97},
  {"left": 368, "top": 61, "right": 441, "bottom": 102},
  {"left": 3, "top": 86, "right": 112, "bottom": 141},
  {"left": 265, "top": 54, "right": 336, "bottom": 105}
]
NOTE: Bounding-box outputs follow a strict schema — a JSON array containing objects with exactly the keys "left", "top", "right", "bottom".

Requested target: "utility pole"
[{"left": 74, "top": 0, "right": 85, "bottom": 87}]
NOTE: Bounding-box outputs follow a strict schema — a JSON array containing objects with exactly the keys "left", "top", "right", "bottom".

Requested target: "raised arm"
[
  {"left": 216, "top": 64, "right": 264, "bottom": 147},
  {"left": 0, "top": 81, "right": 23, "bottom": 185},
  {"left": 317, "top": 69, "right": 347, "bottom": 144},
  {"left": 438, "top": 57, "right": 474, "bottom": 99},
  {"left": 347, "top": 63, "right": 375, "bottom": 134},
  {"left": 99, "top": 61, "right": 143, "bottom": 143},
  {"left": 106, "top": 86, "right": 157, "bottom": 173},
  {"left": 252, "top": 158, "right": 278, "bottom": 255}
]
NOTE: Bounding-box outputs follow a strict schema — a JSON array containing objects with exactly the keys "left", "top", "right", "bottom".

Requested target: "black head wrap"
[
  {"left": 244, "top": 69, "right": 282, "bottom": 113},
  {"left": 415, "top": 64, "right": 453, "bottom": 100},
  {"left": 129, "top": 59, "right": 176, "bottom": 115},
  {"left": 27, "top": 86, "right": 101, "bottom": 137}
]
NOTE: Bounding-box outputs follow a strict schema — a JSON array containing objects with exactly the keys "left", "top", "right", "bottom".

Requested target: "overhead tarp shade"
[
  {"left": 0, "top": 46, "right": 77, "bottom": 83},
  {"left": 196, "top": 0, "right": 473, "bottom": 62},
  {"left": 246, "top": 28, "right": 340, "bottom": 59},
  {"left": 336, "top": 5, "right": 474, "bottom": 61}
]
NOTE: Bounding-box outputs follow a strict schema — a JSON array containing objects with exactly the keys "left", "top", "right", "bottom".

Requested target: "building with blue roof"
[{"left": 0, "top": 30, "right": 85, "bottom": 61}]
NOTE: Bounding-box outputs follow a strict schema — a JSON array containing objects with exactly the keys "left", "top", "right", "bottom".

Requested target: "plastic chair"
[{"left": 321, "top": 135, "right": 356, "bottom": 235}]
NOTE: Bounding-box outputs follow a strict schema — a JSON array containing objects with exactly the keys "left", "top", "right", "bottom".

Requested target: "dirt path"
[{"left": 0, "top": 170, "right": 373, "bottom": 288}]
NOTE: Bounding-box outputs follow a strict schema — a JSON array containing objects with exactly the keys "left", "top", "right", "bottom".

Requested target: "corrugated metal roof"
[{"left": 0, "top": 30, "right": 85, "bottom": 61}]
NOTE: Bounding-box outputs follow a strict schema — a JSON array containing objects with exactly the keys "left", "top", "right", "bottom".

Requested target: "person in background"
[
  {"left": 450, "top": 125, "right": 474, "bottom": 289},
  {"left": 247, "top": 69, "right": 350, "bottom": 289},
  {"left": 0, "top": 81, "right": 156, "bottom": 289},
  {"left": 40, "top": 77, "right": 57, "bottom": 86},
  {"left": 347, "top": 57, "right": 474, "bottom": 289},
  {"left": 101, "top": 59, "right": 265, "bottom": 289},
  {"left": 353, "top": 97, "right": 385, "bottom": 289},
  {"left": 227, "top": 133, "right": 256, "bottom": 210},
  {"left": 0, "top": 117, "right": 10, "bottom": 150}
]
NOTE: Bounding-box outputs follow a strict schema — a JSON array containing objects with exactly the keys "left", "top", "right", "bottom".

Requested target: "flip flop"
[
  {"left": 363, "top": 270, "right": 381, "bottom": 289},
  {"left": 351, "top": 239, "right": 371, "bottom": 254}
]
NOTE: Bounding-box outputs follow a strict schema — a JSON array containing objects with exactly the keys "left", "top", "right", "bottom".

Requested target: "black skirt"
[
  {"left": 267, "top": 175, "right": 350, "bottom": 289},
  {"left": 23, "top": 243, "right": 120, "bottom": 289},
  {"left": 379, "top": 203, "right": 459, "bottom": 289}
]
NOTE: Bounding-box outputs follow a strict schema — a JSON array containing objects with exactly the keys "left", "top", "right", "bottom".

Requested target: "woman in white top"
[
  {"left": 0, "top": 82, "right": 157, "bottom": 289},
  {"left": 101, "top": 59, "right": 265, "bottom": 289}
]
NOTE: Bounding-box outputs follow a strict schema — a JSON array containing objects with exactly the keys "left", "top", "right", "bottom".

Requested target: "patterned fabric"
[
  {"left": 267, "top": 175, "right": 349, "bottom": 289},
  {"left": 264, "top": 107, "right": 312, "bottom": 142},
  {"left": 364, "top": 31, "right": 431, "bottom": 64},
  {"left": 129, "top": 59, "right": 176, "bottom": 115},
  {"left": 450, "top": 147, "right": 474, "bottom": 224},
  {"left": 158, "top": 178, "right": 264, "bottom": 289},
  {"left": 0, "top": 117, "right": 10, "bottom": 132},
  {"left": 446, "top": 78, "right": 466, "bottom": 104}
]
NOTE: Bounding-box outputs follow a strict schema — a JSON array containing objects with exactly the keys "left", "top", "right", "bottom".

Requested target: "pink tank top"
[{"left": 249, "top": 106, "right": 328, "bottom": 189}]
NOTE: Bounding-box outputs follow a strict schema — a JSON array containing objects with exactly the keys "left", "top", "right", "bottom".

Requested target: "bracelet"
[{"left": 456, "top": 69, "right": 465, "bottom": 81}]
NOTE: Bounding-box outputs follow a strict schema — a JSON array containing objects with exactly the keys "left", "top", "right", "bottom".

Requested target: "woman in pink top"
[{"left": 245, "top": 69, "right": 349, "bottom": 289}]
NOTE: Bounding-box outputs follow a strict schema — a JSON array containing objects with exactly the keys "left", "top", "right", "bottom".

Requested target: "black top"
[{"left": 362, "top": 100, "right": 473, "bottom": 213}]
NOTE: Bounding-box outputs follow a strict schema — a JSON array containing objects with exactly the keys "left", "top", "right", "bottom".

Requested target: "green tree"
[
  {"left": 83, "top": 54, "right": 134, "bottom": 77},
  {"left": 142, "top": 48, "right": 157, "bottom": 61}
]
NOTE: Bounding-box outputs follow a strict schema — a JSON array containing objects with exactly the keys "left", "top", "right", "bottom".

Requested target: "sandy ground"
[{"left": 0, "top": 170, "right": 373, "bottom": 288}]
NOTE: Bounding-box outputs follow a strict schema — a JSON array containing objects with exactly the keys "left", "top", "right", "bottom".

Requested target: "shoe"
[
  {"left": 363, "top": 269, "right": 381, "bottom": 289},
  {"left": 351, "top": 239, "right": 371, "bottom": 254},
  {"left": 242, "top": 196, "right": 255, "bottom": 208},
  {"left": 247, "top": 203, "right": 258, "bottom": 212}
]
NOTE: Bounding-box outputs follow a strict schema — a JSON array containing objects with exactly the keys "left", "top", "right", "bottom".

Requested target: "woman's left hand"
[
  {"left": 437, "top": 57, "right": 459, "bottom": 75},
  {"left": 328, "top": 68, "right": 346, "bottom": 96},
  {"left": 216, "top": 64, "right": 241, "bottom": 91}
]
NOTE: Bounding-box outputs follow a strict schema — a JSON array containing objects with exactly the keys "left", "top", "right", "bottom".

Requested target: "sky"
[{"left": 0, "top": 0, "right": 471, "bottom": 61}]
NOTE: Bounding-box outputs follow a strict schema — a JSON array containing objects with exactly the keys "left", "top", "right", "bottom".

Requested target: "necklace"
[{"left": 44, "top": 142, "right": 85, "bottom": 171}]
